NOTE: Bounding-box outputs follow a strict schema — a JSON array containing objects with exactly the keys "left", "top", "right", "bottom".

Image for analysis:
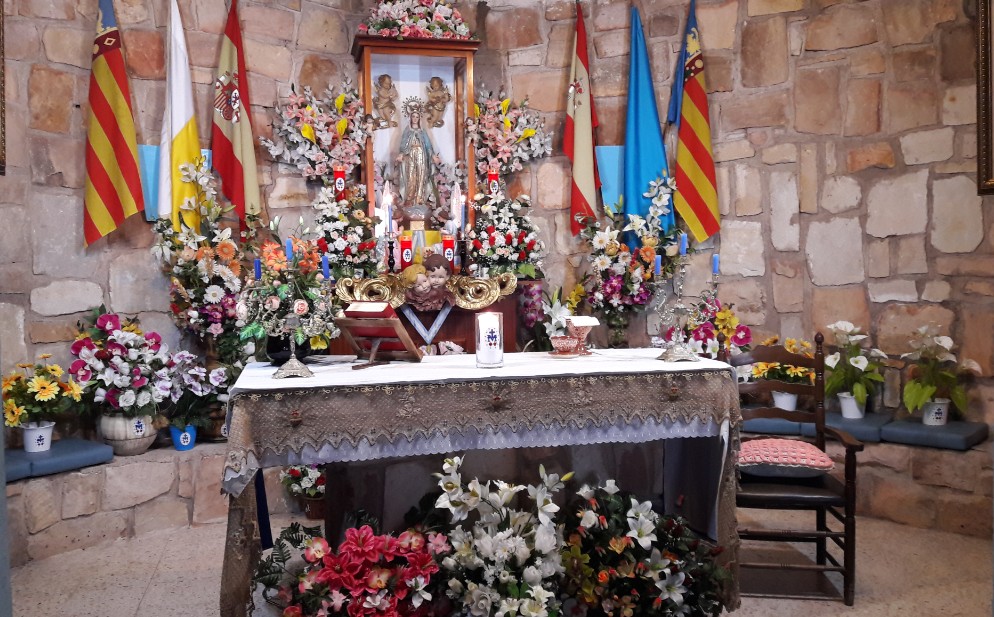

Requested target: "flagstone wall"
[{"left": 2, "top": 0, "right": 992, "bottom": 413}]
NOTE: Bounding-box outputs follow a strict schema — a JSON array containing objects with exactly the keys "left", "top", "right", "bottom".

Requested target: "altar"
[{"left": 218, "top": 349, "right": 742, "bottom": 616}]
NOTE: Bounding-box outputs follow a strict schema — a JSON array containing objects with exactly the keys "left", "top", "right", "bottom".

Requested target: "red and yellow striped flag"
[
  {"left": 671, "top": 0, "right": 720, "bottom": 242},
  {"left": 83, "top": 0, "right": 144, "bottom": 246},
  {"left": 564, "top": 1, "right": 599, "bottom": 236},
  {"left": 211, "top": 0, "right": 260, "bottom": 227}
]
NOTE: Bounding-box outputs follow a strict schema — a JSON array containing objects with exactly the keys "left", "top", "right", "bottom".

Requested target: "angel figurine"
[
  {"left": 372, "top": 73, "right": 399, "bottom": 128},
  {"left": 425, "top": 76, "right": 452, "bottom": 128}
]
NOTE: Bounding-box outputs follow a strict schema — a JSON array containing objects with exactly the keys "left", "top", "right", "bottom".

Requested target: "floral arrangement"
[
  {"left": 261, "top": 81, "right": 369, "bottom": 183},
  {"left": 164, "top": 350, "right": 227, "bottom": 430},
  {"left": 312, "top": 186, "right": 382, "bottom": 280},
  {"left": 749, "top": 336, "right": 813, "bottom": 384},
  {"left": 901, "top": 325, "right": 980, "bottom": 416},
  {"left": 467, "top": 191, "right": 545, "bottom": 279},
  {"left": 561, "top": 481, "right": 729, "bottom": 616},
  {"left": 683, "top": 300, "right": 752, "bottom": 359},
  {"left": 255, "top": 522, "right": 444, "bottom": 617},
  {"left": 823, "top": 321, "right": 887, "bottom": 406},
  {"left": 469, "top": 88, "right": 552, "bottom": 185},
  {"left": 238, "top": 223, "right": 340, "bottom": 351},
  {"left": 3, "top": 355, "right": 82, "bottom": 428},
  {"left": 152, "top": 158, "right": 248, "bottom": 366},
  {"left": 542, "top": 284, "right": 586, "bottom": 339},
  {"left": 621, "top": 177, "right": 682, "bottom": 278},
  {"left": 70, "top": 310, "right": 173, "bottom": 418},
  {"left": 577, "top": 205, "right": 655, "bottom": 319},
  {"left": 358, "top": 0, "right": 472, "bottom": 40},
  {"left": 434, "top": 456, "right": 567, "bottom": 617},
  {"left": 279, "top": 465, "right": 327, "bottom": 499}
]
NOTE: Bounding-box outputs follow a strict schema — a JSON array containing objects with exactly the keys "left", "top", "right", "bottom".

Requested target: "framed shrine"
[{"left": 351, "top": 36, "right": 481, "bottom": 232}]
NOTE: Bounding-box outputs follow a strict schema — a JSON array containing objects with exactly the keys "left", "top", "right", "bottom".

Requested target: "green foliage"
[{"left": 253, "top": 522, "right": 322, "bottom": 598}]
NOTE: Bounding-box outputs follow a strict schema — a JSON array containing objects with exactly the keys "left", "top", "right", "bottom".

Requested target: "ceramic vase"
[
  {"left": 170, "top": 425, "right": 198, "bottom": 451},
  {"left": 21, "top": 421, "right": 55, "bottom": 453},
  {"left": 922, "top": 398, "right": 951, "bottom": 426},
  {"left": 605, "top": 312, "right": 631, "bottom": 349},
  {"left": 99, "top": 413, "right": 157, "bottom": 456},
  {"left": 772, "top": 391, "right": 798, "bottom": 412},
  {"left": 838, "top": 392, "right": 865, "bottom": 420}
]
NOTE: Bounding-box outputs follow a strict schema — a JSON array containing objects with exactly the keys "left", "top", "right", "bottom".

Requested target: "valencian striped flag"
[
  {"left": 564, "top": 1, "right": 599, "bottom": 235},
  {"left": 83, "top": 0, "right": 144, "bottom": 246},
  {"left": 158, "top": 0, "right": 200, "bottom": 231},
  {"left": 211, "top": 0, "right": 260, "bottom": 227},
  {"left": 668, "top": 0, "right": 720, "bottom": 242}
]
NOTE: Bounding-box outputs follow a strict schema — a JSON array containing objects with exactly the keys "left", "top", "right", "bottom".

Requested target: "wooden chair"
[{"left": 726, "top": 333, "right": 863, "bottom": 606}]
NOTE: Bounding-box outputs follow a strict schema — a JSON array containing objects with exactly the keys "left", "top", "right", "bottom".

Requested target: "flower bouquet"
[
  {"left": 824, "top": 321, "right": 887, "bottom": 417},
  {"left": 684, "top": 301, "right": 752, "bottom": 359},
  {"left": 152, "top": 158, "right": 248, "bottom": 367},
  {"left": 261, "top": 80, "right": 369, "bottom": 184},
  {"left": 238, "top": 226, "right": 340, "bottom": 358},
  {"left": 3, "top": 355, "right": 82, "bottom": 452},
  {"left": 163, "top": 350, "right": 227, "bottom": 432},
  {"left": 255, "top": 523, "right": 444, "bottom": 616},
  {"left": 901, "top": 325, "right": 980, "bottom": 424},
  {"left": 561, "top": 481, "right": 729, "bottom": 616},
  {"left": 312, "top": 186, "right": 382, "bottom": 280},
  {"left": 434, "top": 456, "right": 568, "bottom": 617},
  {"left": 469, "top": 88, "right": 552, "bottom": 185},
  {"left": 358, "top": 0, "right": 472, "bottom": 40},
  {"left": 467, "top": 191, "right": 545, "bottom": 279}
]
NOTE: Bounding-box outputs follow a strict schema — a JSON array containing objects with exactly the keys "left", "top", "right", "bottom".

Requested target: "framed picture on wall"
[{"left": 978, "top": 0, "right": 994, "bottom": 193}]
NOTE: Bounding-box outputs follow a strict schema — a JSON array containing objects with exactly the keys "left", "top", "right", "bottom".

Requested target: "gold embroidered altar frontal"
[{"left": 219, "top": 351, "right": 742, "bottom": 615}]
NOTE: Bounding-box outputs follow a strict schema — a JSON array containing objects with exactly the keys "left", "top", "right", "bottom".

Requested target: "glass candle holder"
[{"left": 475, "top": 312, "right": 504, "bottom": 368}]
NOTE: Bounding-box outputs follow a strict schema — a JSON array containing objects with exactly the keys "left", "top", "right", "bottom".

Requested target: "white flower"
[
  {"left": 849, "top": 355, "right": 869, "bottom": 371},
  {"left": 601, "top": 479, "right": 620, "bottom": 494},
  {"left": 576, "top": 484, "right": 595, "bottom": 500},
  {"left": 203, "top": 285, "right": 224, "bottom": 304},
  {"left": 934, "top": 335, "right": 954, "bottom": 350},
  {"left": 592, "top": 254, "right": 612, "bottom": 271},
  {"left": 118, "top": 390, "right": 137, "bottom": 409},
  {"left": 825, "top": 352, "right": 840, "bottom": 369},
  {"left": 626, "top": 515, "right": 657, "bottom": 550},
  {"left": 657, "top": 571, "right": 688, "bottom": 604},
  {"left": 592, "top": 231, "right": 611, "bottom": 250},
  {"left": 579, "top": 509, "right": 598, "bottom": 529},
  {"left": 961, "top": 358, "right": 982, "bottom": 375}
]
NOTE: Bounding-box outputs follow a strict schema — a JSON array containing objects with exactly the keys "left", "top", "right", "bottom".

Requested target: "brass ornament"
[{"left": 335, "top": 272, "right": 516, "bottom": 310}]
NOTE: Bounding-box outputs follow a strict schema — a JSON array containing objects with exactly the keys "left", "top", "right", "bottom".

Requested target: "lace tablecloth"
[{"left": 219, "top": 349, "right": 741, "bottom": 615}]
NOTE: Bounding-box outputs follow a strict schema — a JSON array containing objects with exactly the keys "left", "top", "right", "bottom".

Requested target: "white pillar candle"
[{"left": 475, "top": 312, "right": 504, "bottom": 368}]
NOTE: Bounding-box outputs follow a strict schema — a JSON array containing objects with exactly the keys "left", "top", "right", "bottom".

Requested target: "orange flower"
[
  {"left": 260, "top": 241, "right": 287, "bottom": 273},
  {"left": 639, "top": 245, "right": 656, "bottom": 264},
  {"left": 196, "top": 246, "right": 215, "bottom": 262},
  {"left": 228, "top": 261, "right": 242, "bottom": 277},
  {"left": 215, "top": 240, "right": 237, "bottom": 262}
]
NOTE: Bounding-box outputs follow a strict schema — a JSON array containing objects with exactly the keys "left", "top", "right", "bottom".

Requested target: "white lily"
[
  {"left": 825, "top": 352, "right": 841, "bottom": 369},
  {"left": 849, "top": 356, "right": 869, "bottom": 371}
]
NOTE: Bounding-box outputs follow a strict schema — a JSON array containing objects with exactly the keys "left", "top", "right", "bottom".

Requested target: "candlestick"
[
  {"left": 679, "top": 233, "right": 687, "bottom": 256},
  {"left": 285, "top": 238, "right": 294, "bottom": 261},
  {"left": 321, "top": 254, "right": 330, "bottom": 279},
  {"left": 387, "top": 233, "right": 396, "bottom": 273},
  {"left": 654, "top": 254, "right": 662, "bottom": 277},
  {"left": 254, "top": 258, "right": 262, "bottom": 280},
  {"left": 712, "top": 253, "right": 720, "bottom": 275},
  {"left": 459, "top": 231, "right": 469, "bottom": 275},
  {"left": 475, "top": 312, "right": 504, "bottom": 368}
]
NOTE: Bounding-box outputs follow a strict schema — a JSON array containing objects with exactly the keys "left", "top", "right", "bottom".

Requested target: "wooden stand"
[{"left": 337, "top": 317, "right": 423, "bottom": 369}]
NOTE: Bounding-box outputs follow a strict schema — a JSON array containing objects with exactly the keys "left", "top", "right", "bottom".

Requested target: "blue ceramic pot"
[{"left": 170, "top": 425, "right": 197, "bottom": 451}]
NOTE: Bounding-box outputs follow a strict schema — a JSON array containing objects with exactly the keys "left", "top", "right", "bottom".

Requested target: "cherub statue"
[
  {"left": 372, "top": 74, "right": 399, "bottom": 128},
  {"left": 402, "top": 254, "right": 455, "bottom": 311},
  {"left": 425, "top": 76, "right": 452, "bottom": 128}
]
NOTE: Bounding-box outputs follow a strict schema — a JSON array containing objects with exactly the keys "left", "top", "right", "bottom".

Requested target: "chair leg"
[
  {"left": 815, "top": 507, "right": 827, "bottom": 566},
  {"left": 844, "top": 508, "right": 856, "bottom": 606}
]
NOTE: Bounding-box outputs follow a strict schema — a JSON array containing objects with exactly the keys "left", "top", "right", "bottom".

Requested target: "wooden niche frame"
[
  {"left": 352, "top": 35, "right": 480, "bottom": 221},
  {"left": 979, "top": 0, "right": 994, "bottom": 193}
]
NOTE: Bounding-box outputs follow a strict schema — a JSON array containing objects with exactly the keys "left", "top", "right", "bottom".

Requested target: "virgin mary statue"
[{"left": 397, "top": 98, "right": 440, "bottom": 209}]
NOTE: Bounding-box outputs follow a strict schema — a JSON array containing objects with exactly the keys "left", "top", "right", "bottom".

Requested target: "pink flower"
[
  {"left": 208, "top": 323, "right": 224, "bottom": 336},
  {"left": 264, "top": 296, "right": 281, "bottom": 311},
  {"left": 358, "top": 23, "right": 368, "bottom": 33},
  {"left": 426, "top": 532, "right": 451, "bottom": 555},
  {"left": 304, "top": 537, "right": 331, "bottom": 563},
  {"left": 70, "top": 338, "right": 95, "bottom": 356},
  {"left": 96, "top": 313, "right": 121, "bottom": 332},
  {"left": 732, "top": 324, "right": 752, "bottom": 347},
  {"left": 692, "top": 322, "right": 716, "bottom": 342},
  {"left": 340, "top": 525, "right": 382, "bottom": 563},
  {"left": 292, "top": 299, "right": 309, "bottom": 316},
  {"left": 144, "top": 332, "right": 162, "bottom": 351},
  {"left": 397, "top": 530, "right": 425, "bottom": 554},
  {"left": 400, "top": 24, "right": 412, "bottom": 37},
  {"left": 69, "top": 360, "right": 92, "bottom": 382}
]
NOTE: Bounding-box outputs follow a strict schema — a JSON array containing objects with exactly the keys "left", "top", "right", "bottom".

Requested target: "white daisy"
[{"left": 203, "top": 285, "right": 224, "bottom": 304}]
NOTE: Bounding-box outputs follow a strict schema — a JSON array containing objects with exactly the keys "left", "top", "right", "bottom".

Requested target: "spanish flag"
[
  {"left": 211, "top": 0, "right": 260, "bottom": 227},
  {"left": 157, "top": 0, "right": 200, "bottom": 231},
  {"left": 563, "top": 1, "right": 599, "bottom": 236},
  {"left": 82, "top": 0, "right": 144, "bottom": 246},
  {"left": 669, "top": 0, "right": 720, "bottom": 242}
]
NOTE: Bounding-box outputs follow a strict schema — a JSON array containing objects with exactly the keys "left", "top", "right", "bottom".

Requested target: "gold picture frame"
[{"left": 978, "top": 0, "right": 994, "bottom": 192}]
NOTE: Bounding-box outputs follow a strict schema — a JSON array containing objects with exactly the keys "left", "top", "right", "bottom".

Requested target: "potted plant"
[
  {"left": 237, "top": 221, "right": 340, "bottom": 365},
  {"left": 750, "top": 337, "right": 815, "bottom": 411},
  {"left": 824, "top": 321, "right": 887, "bottom": 419},
  {"left": 279, "top": 465, "right": 327, "bottom": 519},
  {"left": 901, "top": 326, "right": 981, "bottom": 426},
  {"left": 3, "top": 355, "right": 82, "bottom": 452},
  {"left": 164, "top": 351, "right": 227, "bottom": 451},
  {"left": 70, "top": 309, "right": 173, "bottom": 456}
]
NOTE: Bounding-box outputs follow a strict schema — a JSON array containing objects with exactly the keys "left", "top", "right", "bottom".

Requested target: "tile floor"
[{"left": 11, "top": 512, "right": 993, "bottom": 616}]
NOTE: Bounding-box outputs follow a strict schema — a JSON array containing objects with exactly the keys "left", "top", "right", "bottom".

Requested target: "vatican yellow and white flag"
[{"left": 157, "top": 0, "right": 200, "bottom": 231}]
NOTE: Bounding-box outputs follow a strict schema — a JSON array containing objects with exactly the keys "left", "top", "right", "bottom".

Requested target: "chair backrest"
[{"left": 727, "top": 333, "right": 827, "bottom": 450}]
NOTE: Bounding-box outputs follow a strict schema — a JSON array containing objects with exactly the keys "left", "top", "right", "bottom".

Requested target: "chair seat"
[{"left": 737, "top": 473, "right": 846, "bottom": 509}]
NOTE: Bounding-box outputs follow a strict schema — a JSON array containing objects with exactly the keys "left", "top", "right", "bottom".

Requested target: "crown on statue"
[{"left": 401, "top": 96, "right": 426, "bottom": 118}]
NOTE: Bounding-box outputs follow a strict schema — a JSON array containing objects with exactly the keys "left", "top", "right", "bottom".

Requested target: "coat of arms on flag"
[{"left": 213, "top": 71, "right": 242, "bottom": 124}]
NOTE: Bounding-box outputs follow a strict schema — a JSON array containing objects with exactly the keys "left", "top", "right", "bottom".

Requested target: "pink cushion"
[{"left": 738, "top": 438, "right": 834, "bottom": 478}]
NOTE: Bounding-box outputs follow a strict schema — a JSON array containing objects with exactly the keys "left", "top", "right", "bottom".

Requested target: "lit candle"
[
  {"left": 333, "top": 163, "right": 347, "bottom": 202},
  {"left": 442, "top": 234, "right": 456, "bottom": 270},
  {"left": 475, "top": 312, "right": 504, "bottom": 368},
  {"left": 461, "top": 194, "right": 468, "bottom": 231},
  {"left": 712, "top": 253, "right": 720, "bottom": 274},
  {"left": 382, "top": 181, "right": 393, "bottom": 235},
  {"left": 254, "top": 258, "right": 262, "bottom": 280},
  {"left": 450, "top": 182, "right": 462, "bottom": 233},
  {"left": 679, "top": 233, "right": 687, "bottom": 256},
  {"left": 399, "top": 235, "right": 414, "bottom": 270},
  {"left": 654, "top": 254, "right": 662, "bottom": 276},
  {"left": 322, "top": 254, "right": 330, "bottom": 279},
  {"left": 285, "top": 238, "right": 294, "bottom": 261}
]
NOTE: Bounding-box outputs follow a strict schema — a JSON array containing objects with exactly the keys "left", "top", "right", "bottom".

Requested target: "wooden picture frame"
[
  {"left": 337, "top": 316, "right": 424, "bottom": 369},
  {"left": 978, "top": 0, "right": 994, "bottom": 193}
]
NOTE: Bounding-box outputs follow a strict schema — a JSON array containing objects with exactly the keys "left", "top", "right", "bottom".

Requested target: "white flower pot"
[
  {"left": 922, "top": 398, "right": 951, "bottom": 426},
  {"left": 772, "top": 391, "right": 798, "bottom": 411},
  {"left": 838, "top": 392, "right": 865, "bottom": 419},
  {"left": 99, "top": 413, "right": 156, "bottom": 456},
  {"left": 21, "top": 421, "right": 55, "bottom": 453}
]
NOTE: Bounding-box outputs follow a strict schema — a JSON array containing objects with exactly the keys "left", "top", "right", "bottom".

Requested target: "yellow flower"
[
  {"left": 760, "top": 335, "right": 779, "bottom": 346},
  {"left": 335, "top": 93, "right": 346, "bottom": 114},
  {"left": 714, "top": 307, "right": 738, "bottom": 331},
  {"left": 516, "top": 127, "right": 536, "bottom": 143},
  {"left": 500, "top": 98, "right": 511, "bottom": 115},
  {"left": 123, "top": 323, "right": 143, "bottom": 335},
  {"left": 309, "top": 335, "right": 328, "bottom": 351},
  {"left": 786, "top": 365, "right": 809, "bottom": 379},
  {"left": 33, "top": 381, "right": 59, "bottom": 402},
  {"left": 61, "top": 379, "right": 83, "bottom": 402},
  {"left": 300, "top": 122, "right": 316, "bottom": 143},
  {"left": 2, "top": 373, "right": 22, "bottom": 392},
  {"left": 16, "top": 363, "right": 33, "bottom": 369},
  {"left": 39, "top": 353, "right": 53, "bottom": 360},
  {"left": 335, "top": 117, "right": 348, "bottom": 137},
  {"left": 46, "top": 364, "right": 64, "bottom": 378},
  {"left": 27, "top": 375, "right": 50, "bottom": 393},
  {"left": 566, "top": 284, "right": 586, "bottom": 312},
  {"left": 4, "top": 399, "right": 26, "bottom": 428}
]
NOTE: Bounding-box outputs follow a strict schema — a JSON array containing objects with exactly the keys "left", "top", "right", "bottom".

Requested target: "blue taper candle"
[
  {"left": 254, "top": 258, "right": 261, "bottom": 279},
  {"left": 654, "top": 254, "right": 662, "bottom": 276},
  {"left": 285, "top": 238, "right": 293, "bottom": 261},
  {"left": 679, "top": 233, "right": 688, "bottom": 255},
  {"left": 712, "top": 253, "right": 720, "bottom": 274},
  {"left": 321, "top": 254, "right": 330, "bottom": 279}
]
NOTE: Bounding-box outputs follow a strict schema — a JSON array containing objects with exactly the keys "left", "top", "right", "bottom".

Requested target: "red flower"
[
  {"left": 473, "top": 240, "right": 483, "bottom": 250},
  {"left": 344, "top": 247, "right": 352, "bottom": 256},
  {"left": 518, "top": 230, "right": 527, "bottom": 241},
  {"left": 526, "top": 239, "right": 536, "bottom": 251},
  {"left": 315, "top": 551, "right": 361, "bottom": 589},
  {"left": 317, "top": 238, "right": 329, "bottom": 253},
  {"left": 505, "top": 233, "right": 513, "bottom": 245},
  {"left": 282, "top": 606, "right": 302, "bottom": 617},
  {"left": 289, "top": 468, "right": 302, "bottom": 478},
  {"left": 340, "top": 525, "right": 382, "bottom": 563},
  {"left": 316, "top": 475, "right": 326, "bottom": 486},
  {"left": 486, "top": 225, "right": 496, "bottom": 234},
  {"left": 519, "top": 251, "right": 527, "bottom": 262}
]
